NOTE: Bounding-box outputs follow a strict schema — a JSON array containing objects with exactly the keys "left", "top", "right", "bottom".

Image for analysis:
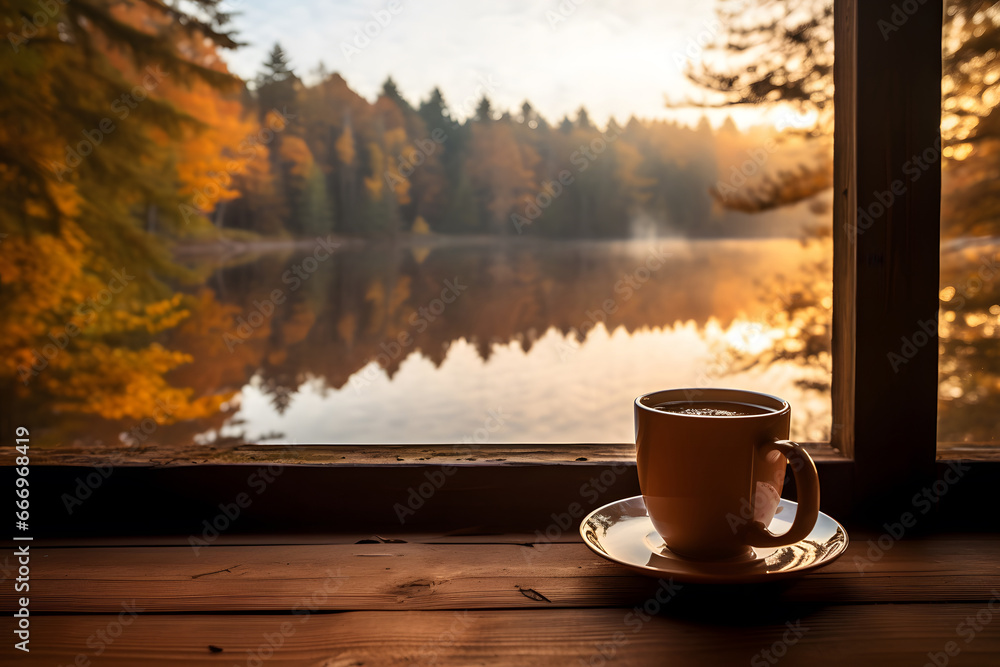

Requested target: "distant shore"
[
  {"left": 170, "top": 231, "right": 997, "bottom": 264},
  {"left": 170, "top": 230, "right": 838, "bottom": 258}
]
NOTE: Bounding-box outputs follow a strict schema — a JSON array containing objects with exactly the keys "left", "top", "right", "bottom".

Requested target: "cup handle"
[{"left": 746, "top": 439, "right": 820, "bottom": 547}]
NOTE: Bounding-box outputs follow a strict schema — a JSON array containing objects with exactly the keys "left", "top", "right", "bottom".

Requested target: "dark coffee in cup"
[{"left": 652, "top": 401, "right": 778, "bottom": 417}]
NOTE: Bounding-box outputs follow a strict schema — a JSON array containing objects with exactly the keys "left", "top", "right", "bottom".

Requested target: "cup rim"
[{"left": 635, "top": 388, "right": 790, "bottom": 418}]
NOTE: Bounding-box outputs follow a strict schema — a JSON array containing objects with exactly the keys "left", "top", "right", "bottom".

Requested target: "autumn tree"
[
  {"left": 297, "top": 72, "right": 375, "bottom": 234},
  {"left": 467, "top": 112, "right": 540, "bottom": 235},
  {"left": 0, "top": 0, "right": 243, "bottom": 429}
]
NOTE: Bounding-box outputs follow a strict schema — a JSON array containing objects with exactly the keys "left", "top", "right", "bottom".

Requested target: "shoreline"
[{"left": 170, "top": 231, "right": 838, "bottom": 259}]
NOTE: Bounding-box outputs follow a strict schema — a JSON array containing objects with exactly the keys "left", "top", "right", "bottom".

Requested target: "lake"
[
  {"left": 37, "top": 232, "right": 1000, "bottom": 452},
  {"left": 175, "top": 236, "right": 834, "bottom": 446}
]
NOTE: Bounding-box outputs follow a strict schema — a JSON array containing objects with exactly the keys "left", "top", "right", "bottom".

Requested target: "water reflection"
[
  {"left": 73, "top": 231, "right": 989, "bottom": 450},
  {"left": 26, "top": 231, "right": 1000, "bottom": 449},
  {"left": 218, "top": 323, "right": 831, "bottom": 445},
  {"left": 175, "top": 237, "right": 833, "bottom": 446}
]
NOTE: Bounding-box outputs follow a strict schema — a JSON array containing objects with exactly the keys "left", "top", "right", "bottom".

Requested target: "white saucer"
[{"left": 579, "top": 496, "right": 848, "bottom": 584}]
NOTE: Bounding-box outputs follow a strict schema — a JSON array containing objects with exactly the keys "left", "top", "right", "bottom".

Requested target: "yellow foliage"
[
  {"left": 279, "top": 136, "right": 315, "bottom": 178},
  {"left": 102, "top": 2, "right": 258, "bottom": 215},
  {"left": 0, "top": 227, "right": 223, "bottom": 424},
  {"left": 388, "top": 276, "right": 412, "bottom": 312},
  {"left": 412, "top": 216, "right": 431, "bottom": 234},
  {"left": 364, "top": 142, "right": 385, "bottom": 198},
  {"left": 265, "top": 110, "right": 290, "bottom": 133},
  {"left": 467, "top": 122, "right": 539, "bottom": 226},
  {"left": 335, "top": 126, "right": 356, "bottom": 165},
  {"left": 280, "top": 304, "right": 317, "bottom": 346},
  {"left": 384, "top": 127, "right": 408, "bottom": 150},
  {"left": 388, "top": 166, "right": 411, "bottom": 205},
  {"left": 410, "top": 246, "right": 431, "bottom": 264},
  {"left": 370, "top": 129, "right": 412, "bottom": 205},
  {"left": 48, "top": 181, "right": 83, "bottom": 218},
  {"left": 337, "top": 312, "right": 357, "bottom": 347},
  {"left": 0, "top": 0, "right": 258, "bottom": 434}
]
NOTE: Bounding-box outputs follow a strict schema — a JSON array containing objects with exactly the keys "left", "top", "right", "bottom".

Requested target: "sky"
[{"left": 218, "top": 0, "right": 779, "bottom": 129}]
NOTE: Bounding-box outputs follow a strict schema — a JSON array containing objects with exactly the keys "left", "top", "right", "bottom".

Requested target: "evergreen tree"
[
  {"left": 257, "top": 43, "right": 296, "bottom": 86},
  {"left": 382, "top": 76, "right": 415, "bottom": 113},
  {"left": 419, "top": 88, "right": 458, "bottom": 135},
  {"left": 417, "top": 87, "right": 466, "bottom": 230},
  {"left": 443, "top": 170, "right": 481, "bottom": 233},
  {"left": 475, "top": 96, "right": 493, "bottom": 122},
  {"left": 256, "top": 43, "right": 299, "bottom": 118}
]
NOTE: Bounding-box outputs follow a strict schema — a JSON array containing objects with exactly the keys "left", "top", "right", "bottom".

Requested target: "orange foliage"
[
  {"left": 0, "top": 226, "right": 219, "bottom": 422},
  {"left": 364, "top": 142, "right": 386, "bottom": 199},
  {"left": 467, "top": 122, "right": 539, "bottom": 228},
  {"left": 279, "top": 136, "right": 316, "bottom": 178},
  {"left": 336, "top": 126, "right": 356, "bottom": 165},
  {"left": 105, "top": 2, "right": 260, "bottom": 217}
]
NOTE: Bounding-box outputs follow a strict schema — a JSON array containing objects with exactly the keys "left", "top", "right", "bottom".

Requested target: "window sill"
[
  {"left": 13, "top": 442, "right": 999, "bottom": 539},
  {"left": 26, "top": 441, "right": 846, "bottom": 467}
]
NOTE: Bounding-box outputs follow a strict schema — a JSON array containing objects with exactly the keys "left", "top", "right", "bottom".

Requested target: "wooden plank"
[
  {"left": 20, "top": 441, "right": 844, "bottom": 466},
  {"left": 5, "top": 605, "right": 1000, "bottom": 666},
  {"left": 835, "top": 1, "right": 941, "bottom": 504},
  {"left": 832, "top": 0, "right": 858, "bottom": 463},
  {"left": 23, "top": 531, "right": 583, "bottom": 548},
  {"left": 4, "top": 538, "right": 998, "bottom": 613},
  {"left": 13, "top": 460, "right": 857, "bottom": 538},
  {"left": 17, "top": 456, "right": 1000, "bottom": 542}
]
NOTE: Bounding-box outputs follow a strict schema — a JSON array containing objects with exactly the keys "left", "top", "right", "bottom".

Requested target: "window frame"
[
  {"left": 19, "top": 0, "right": 1000, "bottom": 536},
  {"left": 831, "top": 0, "right": 943, "bottom": 506}
]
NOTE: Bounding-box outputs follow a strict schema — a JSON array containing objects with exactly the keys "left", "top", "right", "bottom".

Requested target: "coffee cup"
[{"left": 634, "top": 388, "right": 820, "bottom": 560}]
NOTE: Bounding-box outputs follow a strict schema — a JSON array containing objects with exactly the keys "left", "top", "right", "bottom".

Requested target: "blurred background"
[{"left": 0, "top": 0, "right": 996, "bottom": 453}]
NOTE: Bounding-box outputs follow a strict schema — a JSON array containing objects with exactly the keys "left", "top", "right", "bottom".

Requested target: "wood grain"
[
  {"left": 22, "top": 531, "right": 583, "bottom": 548},
  {"left": 835, "top": 0, "right": 942, "bottom": 505},
  {"left": 832, "top": 0, "right": 858, "bottom": 464},
  {"left": 4, "top": 538, "right": 998, "bottom": 613},
  {"left": 5, "top": 605, "right": 1000, "bottom": 666},
  {"left": 22, "top": 441, "right": 844, "bottom": 466}
]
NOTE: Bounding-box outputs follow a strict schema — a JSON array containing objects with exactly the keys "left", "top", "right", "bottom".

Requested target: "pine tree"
[
  {"left": 256, "top": 42, "right": 299, "bottom": 120},
  {"left": 382, "top": 77, "right": 415, "bottom": 113},
  {"left": 257, "top": 43, "right": 296, "bottom": 86},
  {"left": 419, "top": 88, "right": 459, "bottom": 136},
  {"left": 475, "top": 96, "right": 494, "bottom": 122}
]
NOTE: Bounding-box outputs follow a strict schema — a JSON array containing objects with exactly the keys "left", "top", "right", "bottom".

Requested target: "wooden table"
[{"left": 3, "top": 530, "right": 999, "bottom": 665}]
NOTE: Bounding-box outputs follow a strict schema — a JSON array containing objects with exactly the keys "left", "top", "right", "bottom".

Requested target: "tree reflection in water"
[{"left": 11, "top": 232, "right": 998, "bottom": 453}]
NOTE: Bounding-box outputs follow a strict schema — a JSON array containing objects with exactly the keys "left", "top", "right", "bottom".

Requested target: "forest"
[{"left": 199, "top": 42, "right": 832, "bottom": 241}]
